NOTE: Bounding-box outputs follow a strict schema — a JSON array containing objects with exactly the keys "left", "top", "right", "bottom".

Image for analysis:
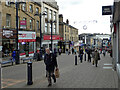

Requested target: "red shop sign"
[
  {"left": 43, "top": 35, "right": 60, "bottom": 40},
  {"left": 20, "top": 20, "right": 26, "bottom": 25}
]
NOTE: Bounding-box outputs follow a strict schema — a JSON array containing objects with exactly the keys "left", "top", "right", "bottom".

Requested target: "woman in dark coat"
[{"left": 44, "top": 48, "right": 58, "bottom": 87}]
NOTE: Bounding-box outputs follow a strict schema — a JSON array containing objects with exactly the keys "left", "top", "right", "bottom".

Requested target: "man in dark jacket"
[
  {"left": 44, "top": 48, "right": 58, "bottom": 87},
  {"left": 79, "top": 48, "right": 84, "bottom": 63}
]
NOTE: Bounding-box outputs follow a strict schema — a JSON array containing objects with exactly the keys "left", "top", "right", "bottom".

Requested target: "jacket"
[{"left": 44, "top": 53, "right": 58, "bottom": 72}]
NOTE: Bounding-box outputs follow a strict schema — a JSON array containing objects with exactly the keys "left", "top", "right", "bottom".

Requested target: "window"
[
  {"left": 45, "top": 8, "right": 48, "bottom": 18},
  {"left": 53, "top": 12, "right": 56, "bottom": 20},
  {"left": 36, "top": 7, "right": 39, "bottom": 14},
  {"left": 30, "top": 19, "right": 32, "bottom": 30},
  {"left": 49, "top": 23, "right": 52, "bottom": 33},
  {"left": 22, "top": 4, "right": 26, "bottom": 11},
  {"left": 6, "top": 14, "right": 11, "bottom": 27},
  {"left": 6, "top": 0, "right": 10, "bottom": 6},
  {"left": 53, "top": 24, "right": 56, "bottom": 34},
  {"left": 45, "top": 22, "right": 48, "bottom": 33},
  {"left": 20, "top": 17, "right": 26, "bottom": 29},
  {"left": 65, "top": 26, "right": 66, "bottom": 32},
  {"left": 29, "top": 5, "right": 33, "bottom": 13},
  {"left": 49, "top": 9, "right": 52, "bottom": 20},
  {"left": 36, "top": 21, "right": 39, "bottom": 31}
]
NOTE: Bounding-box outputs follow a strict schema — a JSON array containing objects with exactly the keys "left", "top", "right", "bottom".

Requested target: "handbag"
[{"left": 55, "top": 68, "right": 59, "bottom": 78}]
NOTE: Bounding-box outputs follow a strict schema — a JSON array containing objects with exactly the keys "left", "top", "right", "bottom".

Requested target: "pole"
[
  {"left": 51, "top": 21, "right": 53, "bottom": 51},
  {"left": 15, "top": 2, "right": 20, "bottom": 64},
  {"left": 38, "top": 13, "right": 42, "bottom": 61}
]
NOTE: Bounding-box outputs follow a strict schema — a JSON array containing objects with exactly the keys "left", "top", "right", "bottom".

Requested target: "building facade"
[
  {"left": 111, "top": 1, "right": 120, "bottom": 88},
  {"left": 41, "top": 1, "right": 59, "bottom": 51},
  {"left": 1, "top": 1, "right": 43, "bottom": 58},
  {"left": 59, "top": 14, "right": 78, "bottom": 52}
]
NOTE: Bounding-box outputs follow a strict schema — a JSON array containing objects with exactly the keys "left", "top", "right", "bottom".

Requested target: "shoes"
[
  {"left": 48, "top": 84, "right": 52, "bottom": 87},
  {"left": 54, "top": 78, "right": 56, "bottom": 83}
]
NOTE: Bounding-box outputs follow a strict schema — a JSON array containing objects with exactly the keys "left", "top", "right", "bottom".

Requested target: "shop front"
[
  {"left": 18, "top": 31, "right": 36, "bottom": 58},
  {"left": 2, "top": 29, "right": 16, "bottom": 58},
  {"left": 43, "top": 35, "right": 60, "bottom": 51}
]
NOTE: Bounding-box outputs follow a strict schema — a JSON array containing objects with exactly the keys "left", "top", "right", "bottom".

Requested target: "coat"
[
  {"left": 44, "top": 53, "right": 58, "bottom": 72},
  {"left": 94, "top": 51, "right": 100, "bottom": 63}
]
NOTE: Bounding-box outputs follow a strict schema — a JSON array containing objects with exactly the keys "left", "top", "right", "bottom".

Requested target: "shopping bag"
[{"left": 55, "top": 68, "right": 59, "bottom": 78}]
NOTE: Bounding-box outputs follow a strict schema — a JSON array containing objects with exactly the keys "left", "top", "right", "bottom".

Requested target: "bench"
[
  {"left": 1, "top": 58, "right": 14, "bottom": 66},
  {"left": 21, "top": 57, "right": 33, "bottom": 63}
]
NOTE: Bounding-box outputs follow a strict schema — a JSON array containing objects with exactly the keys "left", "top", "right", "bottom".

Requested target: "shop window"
[
  {"left": 6, "top": 14, "right": 11, "bottom": 28},
  {"left": 29, "top": 42, "right": 34, "bottom": 54},
  {"left": 19, "top": 42, "right": 25, "bottom": 54}
]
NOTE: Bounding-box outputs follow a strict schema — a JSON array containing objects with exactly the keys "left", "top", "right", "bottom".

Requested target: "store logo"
[{"left": 3, "top": 30, "right": 13, "bottom": 38}]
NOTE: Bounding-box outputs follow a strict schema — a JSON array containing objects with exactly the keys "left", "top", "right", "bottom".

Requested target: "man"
[
  {"left": 44, "top": 48, "right": 58, "bottom": 87},
  {"left": 87, "top": 49, "right": 91, "bottom": 62},
  {"left": 94, "top": 49, "right": 100, "bottom": 67},
  {"left": 79, "top": 48, "right": 84, "bottom": 63}
]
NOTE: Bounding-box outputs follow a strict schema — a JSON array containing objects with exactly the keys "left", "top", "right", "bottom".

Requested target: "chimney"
[
  {"left": 66, "top": 19, "right": 69, "bottom": 24},
  {"left": 59, "top": 14, "right": 63, "bottom": 22}
]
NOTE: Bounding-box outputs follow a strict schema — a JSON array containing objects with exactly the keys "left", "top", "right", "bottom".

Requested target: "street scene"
[
  {"left": 0, "top": 0, "right": 120, "bottom": 89},
  {"left": 2, "top": 53, "right": 118, "bottom": 88}
]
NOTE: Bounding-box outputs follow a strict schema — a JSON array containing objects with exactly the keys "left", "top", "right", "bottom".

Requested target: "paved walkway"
[{"left": 1, "top": 53, "right": 118, "bottom": 88}]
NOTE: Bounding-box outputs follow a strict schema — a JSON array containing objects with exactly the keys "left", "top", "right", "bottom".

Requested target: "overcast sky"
[{"left": 56, "top": 0, "right": 114, "bottom": 34}]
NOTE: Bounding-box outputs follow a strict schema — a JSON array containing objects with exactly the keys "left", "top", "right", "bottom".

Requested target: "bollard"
[
  {"left": 27, "top": 61, "right": 33, "bottom": 85},
  {"left": 75, "top": 55, "right": 77, "bottom": 65},
  {"left": 84, "top": 53, "right": 86, "bottom": 61}
]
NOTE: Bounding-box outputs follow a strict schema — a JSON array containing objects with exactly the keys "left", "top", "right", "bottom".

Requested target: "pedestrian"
[
  {"left": 74, "top": 48, "right": 77, "bottom": 54},
  {"left": 110, "top": 49, "right": 112, "bottom": 57},
  {"left": 44, "top": 48, "right": 58, "bottom": 87},
  {"left": 92, "top": 49, "right": 95, "bottom": 65},
  {"left": 59, "top": 48, "right": 62, "bottom": 55},
  {"left": 79, "top": 48, "right": 83, "bottom": 63},
  {"left": 87, "top": 49, "right": 91, "bottom": 62},
  {"left": 12, "top": 49, "right": 16, "bottom": 62},
  {"left": 72, "top": 48, "right": 74, "bottom": 54},
  {"left": 66, "top": 48, "right": 68, "bottom": 55},
  {"left": 94, "top": 49, "right": 100, "bottom": 67},
  {"left": 103, "top": 49, "right": 106, "bottom": 56}
]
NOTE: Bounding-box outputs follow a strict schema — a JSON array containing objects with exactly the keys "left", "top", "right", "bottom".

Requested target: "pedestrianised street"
[{"left": 1, "top": 53, "right": 118, "bottom": 88}]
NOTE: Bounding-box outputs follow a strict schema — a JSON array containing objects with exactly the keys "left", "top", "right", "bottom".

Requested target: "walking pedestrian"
[
  {"left": 72, "top": 48, "right": 74, "bottom": 54},
  {"left": 94, "top": 49, "right": 100, "bottom": 67},
  {"left": 103, "top": 49, "right": 106, "bottom": 56},
  {"left": 79, "top": 48, "right": 83, "bottom": 63},
  {"left": 12, "top": 49, "right": 16, "bottom": 62},
  {"left": 44, "top": 48, "right": 58, "bottom": 87},
  {"left": 87, "top": 49, "right": 91, "bottom": 62}
]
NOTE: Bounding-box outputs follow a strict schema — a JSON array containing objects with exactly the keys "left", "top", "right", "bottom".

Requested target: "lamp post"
[
  {"left": 35, "top": 12, "right": 46, "bottom": 60},
  {"left": 10, "top": 1, "right": 26, "bottom": 64}
]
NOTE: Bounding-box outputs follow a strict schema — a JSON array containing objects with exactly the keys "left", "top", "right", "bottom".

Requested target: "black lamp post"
[
  {"left": 35, "top": 12, "right": 46, "bottom": 60},
  {"left": 10, "top": 1, "right": 26, "bottom": 64}
]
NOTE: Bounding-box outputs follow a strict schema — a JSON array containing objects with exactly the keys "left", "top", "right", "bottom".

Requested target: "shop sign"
[
  {"left": 102, "top": 6, "right": 113, "bottom": 15},
  {"left": 20, "top": 20, "right": 26, "bottom": 29},
  {"left": 60, "top": 37, "right": 63, "bottom": 40},
  {"left": 2, "top": 29, "right": 16, "bottom": 39},
  {"left": 43, "top": 35, "right": 60, "bottom": 40},
  {"left": 18, "top": 31, "right": 36, "bottom": 42}
]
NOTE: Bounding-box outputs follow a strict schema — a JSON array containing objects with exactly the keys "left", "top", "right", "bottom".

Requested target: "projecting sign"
[{"left": 102, "top": 6, "right": 113, "bottom": 15}]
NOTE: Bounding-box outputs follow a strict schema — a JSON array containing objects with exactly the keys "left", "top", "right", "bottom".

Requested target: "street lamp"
[
  {"left": 10, "top": 1, "right": 26, "bottom": 64},
  {"left": 47, "top": 20, "right": 56, "bottom": 52},
  {"left": 34, "top": 12, "right": 46, "bottom": 60}
]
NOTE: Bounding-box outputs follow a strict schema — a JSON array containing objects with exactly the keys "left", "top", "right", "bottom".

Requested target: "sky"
[{"left": 56, "top": 0, "right": 114, "bottom": 34}]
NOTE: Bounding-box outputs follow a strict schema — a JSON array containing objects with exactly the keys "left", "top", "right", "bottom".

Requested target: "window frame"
[{"left": 6, "top": 14, "right": 11, "bottom": 28}]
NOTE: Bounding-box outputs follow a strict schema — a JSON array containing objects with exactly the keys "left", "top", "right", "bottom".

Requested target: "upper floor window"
[
  {"left": 29, "top": 4, "right": 33, "bottom": 13},
  {"left": 30, "top": 19, "right": 33, "bottom": 30},
  {"left": 45, "top": 8, "right": 48, "bottom": 18},
  {"left": 45, "top": 22, "right": 48, "bottom": 33},
  {"left": 53, "top": 24, "right": 56, "bottom": 34},
  {"left": 6, "top": 0, "right": 11, "bottom": 6},
  {"left": 22, "top": 4, "right": 26, "bottom": 11},
  {"left": 36, "top": 21, "right": 39, "bottom": 31},
  {"left": 53, "top": 11, "right": 56, "bottom": 20},
  {"left": 49, "top": 9, "right": 52, "bottom": 20},
  {"left": 36, "top": 7, "right": 39, "bottom": 14},
  {"left": 6, "top": 14, "right": 11, "bottom": 27}
]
